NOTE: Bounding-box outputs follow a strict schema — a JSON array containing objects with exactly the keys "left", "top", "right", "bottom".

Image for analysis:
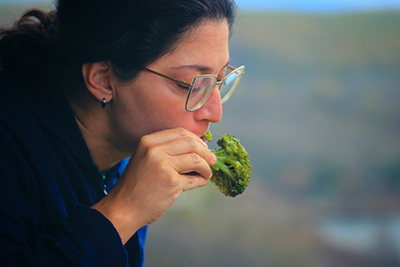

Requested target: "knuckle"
[
  {"left": 191, "top": 152, "right": 201, "bottom": 163},
  {"left": 166, "top": 174, "right": 180, "bottom": 188},
  {"left": 175, "top": 127, "right": 188, "bottom": 137},
  {"left": 186, "top": 177, "right": 195, "bottom": 187},
  {"left": 156, "top": 159, "right": 170, "bottom": 172},
  {"left": 185, "top": 137, "right": 197, "bottom": 149},
  {"left": 139, "top": 135, "right": 153, "bottom": 148},
  {"left": 145, "top": 144, "right": 163, "bottom": 160}
]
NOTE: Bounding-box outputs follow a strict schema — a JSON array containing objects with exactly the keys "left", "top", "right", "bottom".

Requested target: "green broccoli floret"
[
  {"left": 203, "top": 130, "right": 213, "bottom": 142},
  {"left": 205, "top": 131, "right": 251, "bottom": 197}
]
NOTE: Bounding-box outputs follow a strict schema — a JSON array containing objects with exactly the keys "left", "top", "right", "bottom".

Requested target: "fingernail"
[{"left": 210, "top": 151, "right": 217, "bottom": 164}]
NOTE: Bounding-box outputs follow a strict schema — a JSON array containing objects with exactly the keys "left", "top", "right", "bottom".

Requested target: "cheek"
[
  {"left": 114, "top": 75, "right": 199, "bottom": 138},
  {"left": 147, "top": 101, "right": 193, "bottom": 130},
  {"left": 121, "top": 88, "right": 191, "bottom": 134}
]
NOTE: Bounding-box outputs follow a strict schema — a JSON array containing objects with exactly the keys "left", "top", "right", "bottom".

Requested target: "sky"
[
  {"left": 1, "top": 0, "right": 400, "bottom": 12},
  {"left": 234, "top": 0, "right": 400, "bottom": 11}
]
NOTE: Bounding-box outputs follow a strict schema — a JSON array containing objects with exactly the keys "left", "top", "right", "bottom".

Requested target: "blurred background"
[{"left": 1, "top": 0, "right": 400, "bottom": 266}]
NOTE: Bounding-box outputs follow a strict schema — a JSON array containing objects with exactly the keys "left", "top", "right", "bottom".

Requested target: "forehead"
[{"left": 152, "top": 19, "right": 230, "bottom": 71}]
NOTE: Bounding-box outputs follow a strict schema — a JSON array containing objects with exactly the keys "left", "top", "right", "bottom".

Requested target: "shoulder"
[
  {"left": 0, "top": 71, "right": 42, "bottom": 113},
  {"left": 0, "top": 71, "right": 47, "bottom": 145},
  {"left": 0, "top": 71, "right": 69, "bottom": 175},
  {"left": 0, "top": 74, "right": 52, "bottom": 207}
]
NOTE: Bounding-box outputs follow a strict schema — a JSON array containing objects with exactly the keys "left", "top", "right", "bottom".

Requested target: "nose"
[{"left": 193, "top": 86, "right": 223, "bottom": 123}]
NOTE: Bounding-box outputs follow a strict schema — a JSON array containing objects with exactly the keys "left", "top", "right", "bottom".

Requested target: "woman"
[{"left": 0, "top": 0, "right": 244, "bottom": 266}]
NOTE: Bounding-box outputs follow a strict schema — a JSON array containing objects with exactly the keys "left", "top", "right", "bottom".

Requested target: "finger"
[
  {"left": 181, "top": 174, "right": 210, "bottom": 192},
  {"left": 139, "top": 127, "right": 215, "bottom": 165},
  {"left": 173, "top": 153, "right": 213, "bottom": 180},
  {"left": 159, "top": 136, "right": 215, "bottom": 165},
  {"left": 141, "top": 127, "right": 206, "bottom": 148}
]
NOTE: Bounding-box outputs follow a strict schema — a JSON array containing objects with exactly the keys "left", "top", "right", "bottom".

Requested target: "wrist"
[{"left": 92, "top": 196, "right": 141, "bottom": 244}]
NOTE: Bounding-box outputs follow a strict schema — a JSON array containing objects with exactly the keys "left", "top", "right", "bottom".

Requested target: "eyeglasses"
[{"left": 144, "top": 65, "right": 245, "bottom": 111}]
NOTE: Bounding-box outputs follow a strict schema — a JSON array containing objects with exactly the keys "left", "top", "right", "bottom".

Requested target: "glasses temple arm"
[{"left": 144, "top": 68, "right": 192, "bottom": 86}]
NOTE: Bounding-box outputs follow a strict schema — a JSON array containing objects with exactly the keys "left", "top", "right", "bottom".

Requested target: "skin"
[{"left": 67, "top": 19, "right": 230, "bottom": 244}]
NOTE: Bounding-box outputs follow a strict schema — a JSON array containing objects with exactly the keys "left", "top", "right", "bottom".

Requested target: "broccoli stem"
[{"left": 210, "top": 151, "right": 236, "bottom": 181}]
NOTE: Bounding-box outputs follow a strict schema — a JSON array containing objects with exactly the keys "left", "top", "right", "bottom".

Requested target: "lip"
[{"left": 200, "top": 130, "right": 209, "bottom": 138}]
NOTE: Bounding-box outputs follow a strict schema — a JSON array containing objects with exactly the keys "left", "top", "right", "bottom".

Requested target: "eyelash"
[
  {"left": 177, "top": 84, "right": 191, "bottom": 91},
  {"left": 177, "top": 83, "right": 205, "bottom": 94},
  {"left": 174, "top": 68, "right": 227, "bottom": 91}
]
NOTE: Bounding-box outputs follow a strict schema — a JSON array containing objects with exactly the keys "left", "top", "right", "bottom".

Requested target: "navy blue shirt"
[{"left": 0, "top": 72, "right": 147, "bottom": 266}]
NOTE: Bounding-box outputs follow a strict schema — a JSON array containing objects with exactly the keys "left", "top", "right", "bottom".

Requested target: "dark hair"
[{"left": 0, "top": 0, "right": 237, "bottom": 94}]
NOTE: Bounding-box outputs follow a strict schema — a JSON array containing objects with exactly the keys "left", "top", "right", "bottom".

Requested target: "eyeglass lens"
[
  {"left": 186, "top": 76, "right": 216, "bottom": 111},
  {"left": 220, "top": 68, "right": 243, "bottom": 103},
  {"left": 186, "top": 66, "right": 244, "bottom": 111}
]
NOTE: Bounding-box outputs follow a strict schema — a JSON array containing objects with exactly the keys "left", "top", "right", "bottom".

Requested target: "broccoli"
[
  {"left": 204, "top": 131, "right": 251, "bottom": 197},
  {"left": 203, "top": 130, "right": 213, "bottom": 142}
]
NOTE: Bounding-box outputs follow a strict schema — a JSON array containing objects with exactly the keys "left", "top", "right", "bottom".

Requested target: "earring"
[{"left": 102, "top": 98, "right": 106, "bottom": 109}]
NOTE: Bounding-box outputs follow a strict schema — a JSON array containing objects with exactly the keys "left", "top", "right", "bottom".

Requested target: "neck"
[
  {"left": 75, "top": 116, "right": 124, "bottom": 173},
  {"left": 66, "top": 91, "right": 129, "bottom": 173}
]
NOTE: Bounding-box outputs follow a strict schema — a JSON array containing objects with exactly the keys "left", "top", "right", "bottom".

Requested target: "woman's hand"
[{"left": 92, "top": 127, "right": 217, "bottom": 244}]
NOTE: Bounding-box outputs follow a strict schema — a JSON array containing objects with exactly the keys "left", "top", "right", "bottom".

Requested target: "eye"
[{"left": 176, "top": 83, "right": 191, "bottom": 91}]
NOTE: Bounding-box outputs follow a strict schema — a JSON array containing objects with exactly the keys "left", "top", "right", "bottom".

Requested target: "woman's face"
[{"left": 109, "top": 19, "right": 230, "bottom": 153}]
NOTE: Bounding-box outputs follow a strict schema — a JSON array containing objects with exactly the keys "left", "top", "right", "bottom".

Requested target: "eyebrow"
[{"left": 172, "top": 61, "right": 230, "bottom": 73}]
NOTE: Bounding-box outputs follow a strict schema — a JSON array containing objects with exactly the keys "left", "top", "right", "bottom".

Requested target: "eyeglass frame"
[{"left": 144, "top": 65, "right": 245, "bottom": 111}]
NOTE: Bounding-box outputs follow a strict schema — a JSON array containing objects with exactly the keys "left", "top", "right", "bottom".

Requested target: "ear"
[{"left": 82, "top": 61, "right": 113, "bottom": 103}]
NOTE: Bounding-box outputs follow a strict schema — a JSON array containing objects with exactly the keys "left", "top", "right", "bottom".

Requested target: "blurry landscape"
[
  {"left": 149, "top": 10, "right": 400, "bottom": 267},
  {"left": 1, "top": 3, "right": 400, "bottom": 266}
]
